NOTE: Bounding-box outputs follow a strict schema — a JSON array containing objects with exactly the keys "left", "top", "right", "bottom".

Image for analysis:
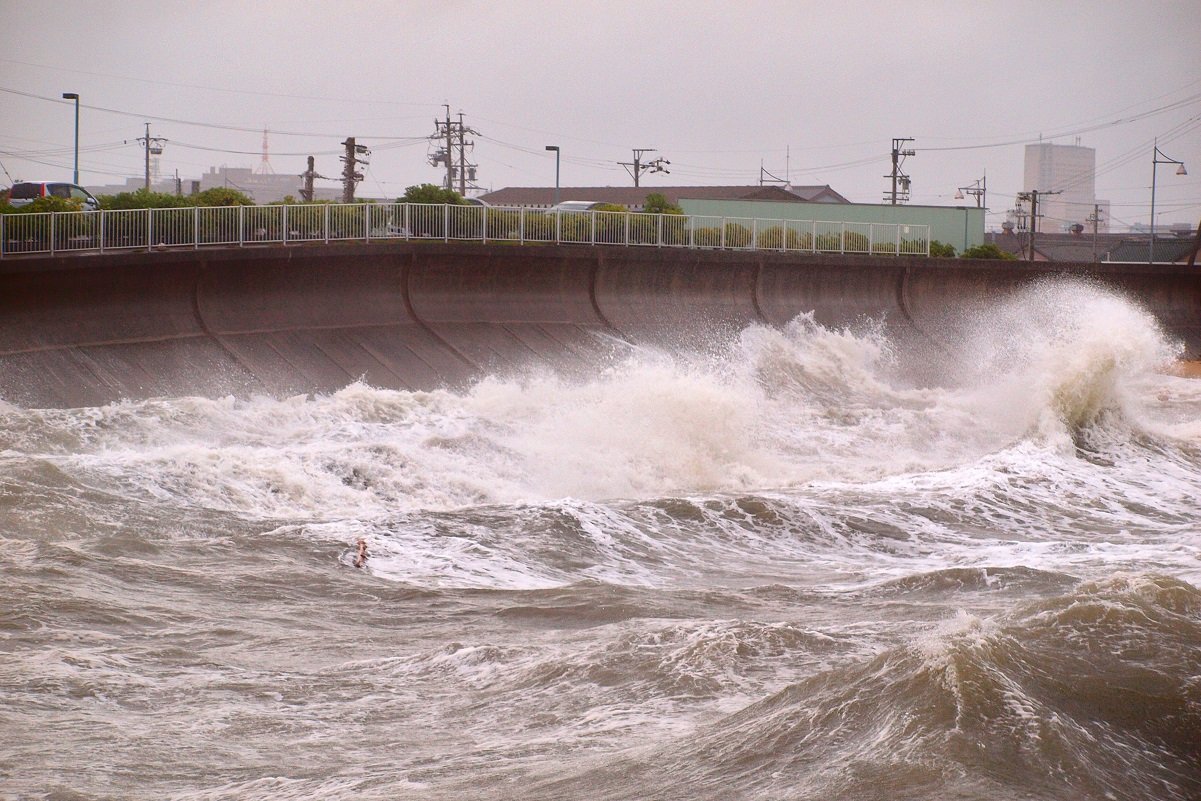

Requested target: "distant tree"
[
  {"left": 192, "top": 187, "right": 254, "bottom": 207},
  {"left": 929, "top": 240, "right": 957, "bottom": 258},
  {"left": 643, "top": 192, "right": 683, "bottom": 215},
  {"left": 97, "top": 189, "right": 190, "bottom": 210},
  {"left": 961, "top": 243, "right": 1017, "bottom": 260},
  {"left": 399, "top": 184, "right": 466, "bottom": 205},
  {"left": 0, "top": 195, "right": 83, "bottom": 213}
]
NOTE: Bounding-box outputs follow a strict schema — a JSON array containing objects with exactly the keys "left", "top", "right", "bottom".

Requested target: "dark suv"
[{"left": 6, "top": 181, "right": 101, "bottom": 210}]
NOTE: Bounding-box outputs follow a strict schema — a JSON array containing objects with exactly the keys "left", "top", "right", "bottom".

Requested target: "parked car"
[
  {"left": 545, "top": 200, "right": 605, "bottom": 214},
  {"left": 6, "top": 181, "right": 101, "bottom": 211}
]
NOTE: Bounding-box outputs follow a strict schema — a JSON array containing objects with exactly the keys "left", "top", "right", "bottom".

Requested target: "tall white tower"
[{"left": 1023, "top": 142, "right": 1105, "bottom": 233}]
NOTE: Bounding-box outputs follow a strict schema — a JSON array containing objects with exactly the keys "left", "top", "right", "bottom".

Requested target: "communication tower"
[{"left": 255, "top": 128, "right": 274, "bottom": 175}]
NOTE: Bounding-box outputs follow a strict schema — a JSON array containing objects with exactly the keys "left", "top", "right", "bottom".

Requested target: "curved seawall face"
[{"left": 1, "top": 243, "right": 1198, "bottom": 408}]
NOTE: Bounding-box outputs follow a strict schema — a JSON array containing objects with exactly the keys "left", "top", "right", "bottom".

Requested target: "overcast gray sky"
[{"left": 2, "top": 1, "right": 1198, "bottom": 230}]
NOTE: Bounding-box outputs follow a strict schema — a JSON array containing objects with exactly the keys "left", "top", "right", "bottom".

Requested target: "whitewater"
[{"left": 2, "top": 279, "right": 1199, "bottom": 800}]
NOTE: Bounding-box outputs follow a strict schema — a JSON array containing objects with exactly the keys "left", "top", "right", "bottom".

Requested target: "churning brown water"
[{"left": 2, "top": 281, "right": 1199, "bottom": 800}]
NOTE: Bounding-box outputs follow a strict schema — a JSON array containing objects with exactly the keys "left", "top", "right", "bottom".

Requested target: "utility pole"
[
  {"left": 1087, "top": 203, "right": 1103, "bottom": 263},
  {"left": 619, "top": 148, "right": 670, "bottom": 188},
  {"left": 136, "top": 123, "right": 167, "bottom": 190},
  {"left": 884, "top": 137, "right": 914, "bottom": 204},
  {"left": 456, "top": 112, "right": 479, "bottom": 196},
  {"left": 340, "top": 138, "right": 369, "bottom": 203},
  {"left": 443, "top": 106, "right": 453, "bottom": 191},
  {"left": 1016, "top": 189, "right": 1061, "bottom": 261},
  {"left": 300, "top": 156, "right": 327, "bottom": 202},
  {"left": 429, "top": 107, "right": 479, "bottom": 195}
]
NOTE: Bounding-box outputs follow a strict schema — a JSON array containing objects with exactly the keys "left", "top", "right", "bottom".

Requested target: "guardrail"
[{"left": 0, "top": 203, "right": 931, "bottom": 259}]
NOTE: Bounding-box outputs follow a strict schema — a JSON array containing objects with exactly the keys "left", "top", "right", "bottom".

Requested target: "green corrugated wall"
[{"left": 679, "top": 198, "right": 986, "bottom": 252}]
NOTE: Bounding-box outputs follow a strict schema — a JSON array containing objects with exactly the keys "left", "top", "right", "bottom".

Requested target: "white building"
[
  {"left": 87, "top": 166, "right": 344, "bottom": 204},
  {"left": 1022, "top": 142, "right": 1109, "bottom": 233}
]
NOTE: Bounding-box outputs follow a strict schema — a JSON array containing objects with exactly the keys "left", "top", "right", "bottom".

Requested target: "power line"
[
  {"left": 0, "top": 86, "right": 430, "bottom": 140},
  {"left": 916, "top": 93, "right": 1201, "bottom": 153},
  {"left": 0, "top": 57, "right": 443, "bottom": 109}
]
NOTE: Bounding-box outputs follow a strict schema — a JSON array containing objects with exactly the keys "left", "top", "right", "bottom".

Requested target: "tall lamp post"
[
  {"left": 62, "top": 92, "right": 79, "bottom": 184},
  {"left": 545, "top": 145, "right": 560, "bottom": 207},
  {"left": 954, "top": 173, "right": 986, "bottom": 208},
  {"left": 1149, "top": 139, "right": 1186, "bottom": 264}
]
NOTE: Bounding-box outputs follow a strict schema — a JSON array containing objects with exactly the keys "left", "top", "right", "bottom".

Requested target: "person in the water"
[{"left": 354, "top": 538, "right": 368, "bottom": 568}]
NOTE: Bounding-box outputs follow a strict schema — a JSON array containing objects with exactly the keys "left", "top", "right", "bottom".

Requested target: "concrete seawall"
[{"left": 1, "top": 243, "right": 1198, "bottom": 408}]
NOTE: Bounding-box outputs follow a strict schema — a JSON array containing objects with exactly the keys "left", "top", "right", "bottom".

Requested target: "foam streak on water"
[{"left": 2, "top": 279, "right": 1199, "bottom": 800}]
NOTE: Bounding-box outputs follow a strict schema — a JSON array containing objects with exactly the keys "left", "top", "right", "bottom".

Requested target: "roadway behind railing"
[{"left": 0, "top": 203, "right": 931, "bottom": 258}]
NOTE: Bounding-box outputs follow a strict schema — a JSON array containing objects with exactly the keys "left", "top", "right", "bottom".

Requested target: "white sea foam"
[
  {"left": 5, "top": 283, "right": 1200, "bottom": 801},
  {"left": 2, "top": 280, "right": 1195, "bottom": 536}
]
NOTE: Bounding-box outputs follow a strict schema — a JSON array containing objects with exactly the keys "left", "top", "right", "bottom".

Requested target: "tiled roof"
[
  {"left": 787, "top": 185, "right": 850, "bottom": 203},
  {"left": 1106, "top": 238, "right": 1197, "bottom": 263},
  {"left": 477, "top": 184, "right": 843, "bottom": 209},
  {"left": 983, "top": 231, "right": 1197, "bottom": 263}
]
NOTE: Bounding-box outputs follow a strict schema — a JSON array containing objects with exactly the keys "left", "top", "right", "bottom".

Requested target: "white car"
[{"left": 545, "top": 200, "right": 605, "bottom": 213}]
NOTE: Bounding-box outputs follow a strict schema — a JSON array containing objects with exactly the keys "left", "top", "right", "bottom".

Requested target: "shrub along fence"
[{"left": 0, "top": 203, "right": 930, "bottom": 258}]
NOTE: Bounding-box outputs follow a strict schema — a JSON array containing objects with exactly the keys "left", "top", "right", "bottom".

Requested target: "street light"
[
  {"left": 545, "top": 145, "right": 560, "bottom": 207},
  {"left": 954, "top": 173, "right": 986, "bottom": 208},
  {"left": 62, "top": 92, "right": 79, "bottom": 184},
  {"left": 1150, "top": 139, "right": 1186, "bottom": 264}
]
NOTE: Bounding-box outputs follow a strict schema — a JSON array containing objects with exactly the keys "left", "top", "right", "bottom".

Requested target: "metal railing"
[{"left": 0, "top": 203, "right": 930, "bottom": 259}]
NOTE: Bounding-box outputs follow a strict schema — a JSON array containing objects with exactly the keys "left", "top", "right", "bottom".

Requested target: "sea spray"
[{"left": 3, "top": 281, "right": 1200, "bottom": 800}]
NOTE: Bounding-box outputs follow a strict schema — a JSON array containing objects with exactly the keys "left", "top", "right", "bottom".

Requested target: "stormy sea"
[{"left": 2, "top": 280, "right": 1199, "bottom": 801}]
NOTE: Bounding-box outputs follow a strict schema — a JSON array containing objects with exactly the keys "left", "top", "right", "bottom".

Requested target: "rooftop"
[
  {"left": 477, "top": 184, "right": 848, "bottom": 209},
  {"left": 986, "top": 229, "right": 1198, "bottom": 263}
]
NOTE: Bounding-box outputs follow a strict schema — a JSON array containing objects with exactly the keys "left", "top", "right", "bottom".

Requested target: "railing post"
[
  {"left": 323, "top": 205, "right": 330, "bottom": 244},
  {"left": 623, "top": 212, "right": 629, "bottom": 246},
  {"left": 403, "top": 203, "right": 410, "bottom": 240},
  {"left": 194, "top": 206, "right": 200, "bottom": 249},
  {"left": 590, "top": 211, "right": 596, "bottom": 245},
  {"left": 519, "top": 207, "right": 525, "bottom": 244},
  {"left": 1, "top": 211, "right": 7, "bottom": 259},
  {"left": 840, "top": 222, "right": 846, "bottom": 254},
  {"left": 721, "top": 217, "right": 726, "bottom": 249},
  {"left": 238, "top": 206, "right": 245, "bottom": 247},
  {"left": 689, "top": 215, "right": 694, "bottom": 249},
  {"left": 283, "top": 204, "right": 289, "bottom": 245},
  {"left": 482, "top": 204, "right": 488, "bottom": 243},
  {"left": 657, "top": 213, "right": 663, "bottom": 247},
  {"left": 444, "top": 203, "right": 449, "bottom": 243}
]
